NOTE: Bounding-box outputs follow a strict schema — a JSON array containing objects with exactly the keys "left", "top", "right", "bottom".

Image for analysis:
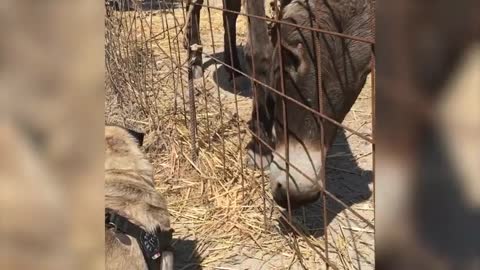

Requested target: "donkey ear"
[
  {"left": 282, "top": 42, "right": 311, "bottom": 75},
  {"left": 125, "top": 128, "right": 145, "bottom": 147}
]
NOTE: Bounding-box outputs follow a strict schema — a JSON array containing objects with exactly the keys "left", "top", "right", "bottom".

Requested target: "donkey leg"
[
  {"left": 185, "top": 0, "right": 204, "bottom": 79},
  {"left": 183, "top": 0, "right": 193, "bottom": 50},
  {"left": 223, "top": 0, "right": 243, "bottom": 80}
]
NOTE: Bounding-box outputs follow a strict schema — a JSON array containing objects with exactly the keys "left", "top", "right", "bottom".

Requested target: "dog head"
[{"left": 104, "top": 125, "right": 150, "bottom": 177}]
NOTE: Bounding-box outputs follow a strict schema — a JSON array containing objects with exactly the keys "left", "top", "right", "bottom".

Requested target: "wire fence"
[{"left": 105, "top": 0, "right": 375, "bottom": 269}]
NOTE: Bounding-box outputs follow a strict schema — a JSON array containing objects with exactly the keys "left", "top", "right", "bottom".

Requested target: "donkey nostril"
[{"left": 277, "top": 183, "right": 282, "bottom": 189}]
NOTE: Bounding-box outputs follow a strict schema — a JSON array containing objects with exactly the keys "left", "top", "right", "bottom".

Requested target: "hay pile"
[{"left": 105, "top": 3, "right": 374, "bottom": 269}]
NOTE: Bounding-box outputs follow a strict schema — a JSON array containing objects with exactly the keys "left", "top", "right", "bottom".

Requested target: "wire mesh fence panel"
[{"left": 105, "top": 0, "right": 375, "bottom": 269}]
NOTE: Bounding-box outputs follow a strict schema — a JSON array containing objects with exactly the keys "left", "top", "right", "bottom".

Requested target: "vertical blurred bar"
[
  {"left": 376, "top": 0, "right": 479, "bottom": 269},
  {"left": 0, "top": 1, "right": 104, "bottom": 270}
]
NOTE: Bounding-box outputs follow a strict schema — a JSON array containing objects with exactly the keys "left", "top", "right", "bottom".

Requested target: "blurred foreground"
[
  {"left": 0, "top": 1, "right": 104, "bottom": 269},
  {"left": 376, "top": 0, "right": 480, "bottom": 269}
]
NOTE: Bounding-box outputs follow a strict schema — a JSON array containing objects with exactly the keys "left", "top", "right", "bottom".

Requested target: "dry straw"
[{"left": 105, "top": 2, "right": 373, "bottom": 269}]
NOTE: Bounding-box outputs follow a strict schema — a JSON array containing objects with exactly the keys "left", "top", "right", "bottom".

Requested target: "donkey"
[
  {"left": 244, "top": 0, "right": 374, "bottom": 208},
  {"left": 184, "top": 0, "right": 242, "bottom": 80}
]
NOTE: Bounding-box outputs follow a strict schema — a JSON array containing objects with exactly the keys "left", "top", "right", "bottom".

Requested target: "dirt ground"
[{"left": 105, "top": 1, "right": 374, "bottom": 269}]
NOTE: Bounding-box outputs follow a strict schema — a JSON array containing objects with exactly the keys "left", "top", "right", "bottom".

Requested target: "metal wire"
[{"left": 106, "top": 1, "right": 375, "bottom": 269}]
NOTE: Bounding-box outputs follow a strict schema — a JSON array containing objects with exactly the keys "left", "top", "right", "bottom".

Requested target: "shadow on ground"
[
  {"left": 203, "top": 46, "right": 253, "bottom": 97},
  {"left": 277, "top": 129, "right": 373, "bottom": 237},
  {"left": 172, "top": 238, "right": 203, "bottom": 270}
]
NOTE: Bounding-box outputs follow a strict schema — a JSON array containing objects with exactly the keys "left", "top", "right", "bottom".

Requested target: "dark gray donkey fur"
[{"left": 244, "top": 0, "right": 374, "bottom": 208}]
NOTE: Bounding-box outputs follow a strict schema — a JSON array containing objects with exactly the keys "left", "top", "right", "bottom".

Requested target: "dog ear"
[{"left": 125, "top": 128, "right": 145, "bottom": 147}]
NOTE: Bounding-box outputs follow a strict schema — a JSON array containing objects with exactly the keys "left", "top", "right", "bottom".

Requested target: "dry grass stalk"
[{"left": 105, "top": 2, "right": 374, "bottom": 269}]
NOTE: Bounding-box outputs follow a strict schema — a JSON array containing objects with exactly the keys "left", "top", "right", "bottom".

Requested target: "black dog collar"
[{"left": 105, "top": 208, "right": 174, "bottom": 270}]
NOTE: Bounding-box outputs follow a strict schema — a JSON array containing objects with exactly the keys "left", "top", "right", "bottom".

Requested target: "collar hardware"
[{"left": 105, "top": 208, "right": 174, "bottom": 270}]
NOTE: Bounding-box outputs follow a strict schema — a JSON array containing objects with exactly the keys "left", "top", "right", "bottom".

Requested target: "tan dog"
[{"left": 105, "top": 125, "right": 173, "bottom": 270}]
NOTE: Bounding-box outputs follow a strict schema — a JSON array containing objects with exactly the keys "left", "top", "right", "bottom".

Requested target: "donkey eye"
[{"left": 282, "top": 46, "right": 301, "bottom": 71}]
